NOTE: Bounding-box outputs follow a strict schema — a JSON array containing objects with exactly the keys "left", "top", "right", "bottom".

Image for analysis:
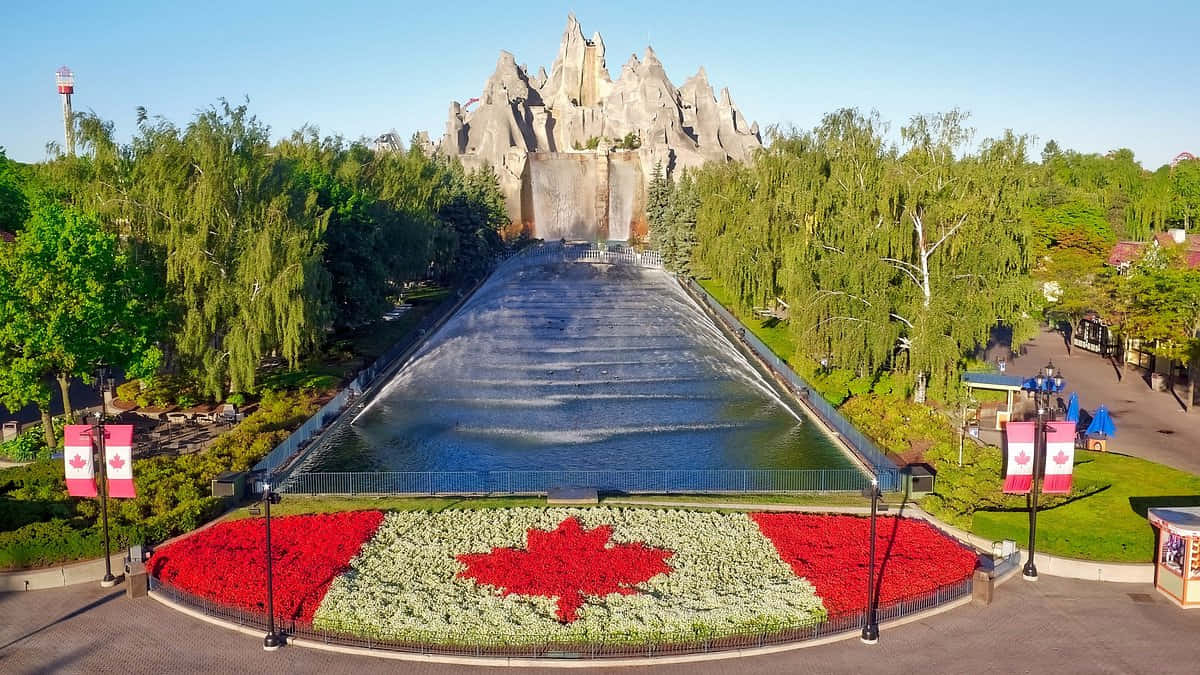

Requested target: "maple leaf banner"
[
  {"left": 1002, "top": 421, "right": 1036, "bottom": 494},
  {"left": 1041, "top": 421, "right": 1077, "bottom": 495},
  {"left": 102, "top": 425, "right": 136, "bottom": 498},
  {"left": 63, "top": 425, "right": 98, "bottom": 498}
]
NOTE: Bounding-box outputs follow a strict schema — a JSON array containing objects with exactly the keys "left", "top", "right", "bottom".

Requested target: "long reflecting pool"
[{"left": 309, "top": 261, "right": 853, "bottom": 473}]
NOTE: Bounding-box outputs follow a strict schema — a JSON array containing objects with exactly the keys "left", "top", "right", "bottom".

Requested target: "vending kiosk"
[{"left": 1148, "top": 507, "right": 1200, "bottom": 608}]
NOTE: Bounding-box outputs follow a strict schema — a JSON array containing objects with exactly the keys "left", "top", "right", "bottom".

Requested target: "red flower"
[
  {"left": 752, "top": 513, "right": 977, "bottom": 617},
  {"left": 457, "top": 517, "right": 674, "bottom": 622},
  {"left": 147, "top": 510, "right": 384, "bottom": 623}
]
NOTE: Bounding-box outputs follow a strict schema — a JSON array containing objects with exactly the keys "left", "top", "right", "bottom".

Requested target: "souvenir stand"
[{"left": 1148, "top": 507, "right": 1200, "bottom": 608}]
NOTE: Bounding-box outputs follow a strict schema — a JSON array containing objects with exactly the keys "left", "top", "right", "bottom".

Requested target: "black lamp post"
[
  {"left": 860, "top": 476, "right": 881, "bottom": 644},
  {"left": 1020, "top": 361, "right": 1065, "bottom": 581},
  {"left": 260, "top": 479, "right": 284, "bottom": 651},
  {"left": 85, "top": 411, "right": 117, "bottom": 588}
]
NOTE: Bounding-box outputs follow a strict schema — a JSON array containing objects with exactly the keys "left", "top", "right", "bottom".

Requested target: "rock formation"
[{"left": 437, "top": 13, "right": 762, "bottom": 238}]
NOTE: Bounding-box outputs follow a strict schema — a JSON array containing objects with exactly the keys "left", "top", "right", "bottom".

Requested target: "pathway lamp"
[
  {"left": 860, "top": 476, "right": 881, "bottom": 644},
  {"left": 1019, "top": 362, "right": 1065, "bottom": 581},
  {"left": 257, "top": 480, "right": 285, "bottom": 651},
  {"left": 83, "top": 411, "right": 117, "bottom": 587},
  {"left": 93, "top": 365, "right": 116, "bottom": 420}
]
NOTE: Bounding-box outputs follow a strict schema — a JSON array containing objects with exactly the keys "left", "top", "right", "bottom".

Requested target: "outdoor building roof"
[
  {"left": 1107, "top": 241, "right": 1144, "bottom": 266},
  {"left": 1107, "top": 236, "right": 1200, "bottom": 269},
  {"left": 1148, "top": 506, "right": 1200, "bottom": 537},
  {"left": 961, "top": 372, "right": 1025, "bottom": 389}
]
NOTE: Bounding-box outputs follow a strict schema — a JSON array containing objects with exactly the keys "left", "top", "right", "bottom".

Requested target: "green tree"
[
  {"left": 1119, "top": 255, "right": 1200, "bottom": 407},
  {"left": 646, "top": 162, "right": 674, "bottom": 259},
  {"left": 0, "top": 204, "right": 163, "bottom": 445},
  {"left": 0, "top": 148, "right": 29, "bottom": 232},
  {"left": 668, "top": 170, "right": 699, "bottom": 275},
  {"left": 1170, "top": 158, "right": 1200, "bottom": 229}
]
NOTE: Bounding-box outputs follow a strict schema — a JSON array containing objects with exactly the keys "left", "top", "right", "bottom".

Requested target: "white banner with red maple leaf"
[
  {"left": 1042, "top": 421, "right": 1076, "bottom": 494},
  {"left": 1002, "top": 421, "right": 1035, "bottom": 494},
  {"left": 63, "top": 425, "right": 98, "bottom": 497},
  {"left": 103, "top": 425, "right": 136, "bottom": 498}
]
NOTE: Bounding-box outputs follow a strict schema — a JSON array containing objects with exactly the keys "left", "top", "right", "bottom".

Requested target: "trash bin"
[
  {"left": 125, "top": 560, "right": 148, "bottom": 599},
  {"left": 211, "top": 471, "right": 246, "bottom": 498},
  {"left": 904, "top": 464, "right": 936, "bottom": 498}
]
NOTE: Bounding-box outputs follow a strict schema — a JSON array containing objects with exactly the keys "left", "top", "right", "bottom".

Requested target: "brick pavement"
[{"left": 2, "top": 574, "right": 1199, "bottom": 674}]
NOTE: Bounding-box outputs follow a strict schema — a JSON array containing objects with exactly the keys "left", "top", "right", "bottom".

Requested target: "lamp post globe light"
[
  {"left": 261, "top": 479, "right": 284, "bottom": 651},
  {"left": 860, "top": 476, "right": 881, "bottom": 645},
  {"left": 1020, "top": 362, "right": 1065, "bottom": 581}
]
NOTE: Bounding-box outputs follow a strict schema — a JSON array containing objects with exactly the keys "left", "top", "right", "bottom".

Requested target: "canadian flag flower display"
[
  {"left": 63, "top": 425, "right": 98, "bottom": 497},
  {"left": 147, "top": 507, "right": 977, "bottom": 646}
]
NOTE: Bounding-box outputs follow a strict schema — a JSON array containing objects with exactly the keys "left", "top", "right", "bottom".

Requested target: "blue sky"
[{"left": 2, "top": 1, "right": 1197, "bottom": 167}]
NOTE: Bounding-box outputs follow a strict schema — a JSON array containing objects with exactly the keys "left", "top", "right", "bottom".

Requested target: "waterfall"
[
  {"left": 607, "top": 160, "right": 636, "bottom": 242},
  {"left": 530, "top": 156, "right": 598, "bottom": 240}
]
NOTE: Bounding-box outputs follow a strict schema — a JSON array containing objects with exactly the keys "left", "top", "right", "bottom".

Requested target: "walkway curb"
[
  {"left": 148, "top": 588, "right": 970, "bottom": 668},
  {"left": 0, "top": 553, "right": 126, "bottom": 592}
]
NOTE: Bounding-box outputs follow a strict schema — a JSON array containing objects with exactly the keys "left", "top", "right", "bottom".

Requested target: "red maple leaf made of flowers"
[
  {"left": 69, "top": 454, "right": 87, "bottom": 469},
  {"left": 108, "top": 454, "right": 125, "bottom": 470},
  {"left": 456, "top": 517, "right": 673, "bottom": 623}
]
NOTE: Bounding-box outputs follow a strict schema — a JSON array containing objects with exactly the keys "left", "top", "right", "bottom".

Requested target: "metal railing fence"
[
  {"left": 279, "top": 468, "right": 876, "bottom": 496},
  {"left": 683, "top": 279, "right": 901, "bottom": 491},
  {"left": 148, "top": 573, "right": 972, "bottom": 659},
  {"left": 252, "top": 289, "right": 467, "bottom": 477}
]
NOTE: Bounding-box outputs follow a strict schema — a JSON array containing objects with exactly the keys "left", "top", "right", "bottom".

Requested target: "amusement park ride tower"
[{"left": 55, "top": 66, "right": 75, "bottom": 156}]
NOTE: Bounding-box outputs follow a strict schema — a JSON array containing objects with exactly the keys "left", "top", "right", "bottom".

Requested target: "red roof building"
[{"left": 1108, "top": 229, "right": 1200, "bottom": 270}]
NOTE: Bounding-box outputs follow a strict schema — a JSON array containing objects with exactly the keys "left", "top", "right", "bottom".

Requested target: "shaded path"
[{"left": 2, "top": 575, "right": 1198, "bottom": 674}]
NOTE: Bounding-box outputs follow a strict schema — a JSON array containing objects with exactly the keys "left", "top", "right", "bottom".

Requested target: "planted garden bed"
[{"left": 148, "top": 507, "right": 977, "bottom": 648}]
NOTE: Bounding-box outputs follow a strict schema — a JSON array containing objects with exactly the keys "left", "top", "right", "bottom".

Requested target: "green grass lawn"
[
  {"left": 696, "top": 279, "right": 797, "bottom": 364},
  {"left": 970, "top": 450, "right": 1200, "bottom": 562}
]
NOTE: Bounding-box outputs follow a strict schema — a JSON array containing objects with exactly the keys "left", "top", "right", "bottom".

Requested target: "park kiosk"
[{"left": 1148, "top": 507, "right": 1200, "bottom": 608}]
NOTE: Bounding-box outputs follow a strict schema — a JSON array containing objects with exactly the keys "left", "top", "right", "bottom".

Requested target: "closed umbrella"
[
  {"left": 1065, "top": 392, "right": 1080, "bottom": 423},
  {"left": 1085, "top": 404, "right": 1116, "bottom": 437}
]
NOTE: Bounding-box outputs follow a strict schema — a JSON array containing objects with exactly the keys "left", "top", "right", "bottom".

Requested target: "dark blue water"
[{"left": 309, "top": 261, "right": 851, "bottom": 473}]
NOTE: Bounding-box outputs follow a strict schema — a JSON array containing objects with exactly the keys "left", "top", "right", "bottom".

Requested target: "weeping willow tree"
[
  {"left": 694, "top": 109, "right": 1039, "bottom": 401},
  {"left": 112, "top": 102, "right": 331, "bottom": 398},
  {"left": 22, "top": 101, "right": 509, "bottom": 401}
]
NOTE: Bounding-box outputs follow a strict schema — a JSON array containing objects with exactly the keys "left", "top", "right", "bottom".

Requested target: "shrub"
[
  {"left": 0, "top": 389, "right": 318, "bottom": 570},
  {"left": 0, "top": 421, "right": 63, "bottom": 462},
  {"left": 116, "top": 379, "right": 142, "bottom": 402}
]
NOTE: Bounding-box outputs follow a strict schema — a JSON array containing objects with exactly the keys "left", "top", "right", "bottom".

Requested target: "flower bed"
[
  {"left": 148, "top": 510, "right": 384, "bottom": 622},
  {"left": 147, "top": 507, "right": 977, "bottom": 647}
]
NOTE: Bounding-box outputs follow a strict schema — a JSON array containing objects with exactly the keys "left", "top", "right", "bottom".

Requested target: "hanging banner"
[
  {"left": 1042, "top": 421, "right": 1077, "bottom": 494},
  {"left": 63, "top": 425, "right": 98, "bottom": 497},
  {"left": 1002, "top": 422, "right": 1035, "bottom": 494},
  {"left": 102, "top": 425, "right": 136, "bottom": 498}
]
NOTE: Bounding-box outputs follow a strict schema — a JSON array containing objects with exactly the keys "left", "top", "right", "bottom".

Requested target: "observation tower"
[{"left": 55, "top": 66, "right": 75, "bottom": 156}]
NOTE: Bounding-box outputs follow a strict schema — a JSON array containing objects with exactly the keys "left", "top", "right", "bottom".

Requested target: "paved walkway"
[
  {"left": 2, "top": 575, "right": 1198, "bottom": 674},
  {"left": 1003, "top": 328, "right": 1200, "bottom": 476}
]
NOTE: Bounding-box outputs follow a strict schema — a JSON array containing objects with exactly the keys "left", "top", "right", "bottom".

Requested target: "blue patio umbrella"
[
  {"left": 1085, "top": 404, "right": 1116, "bottom": 437},
  {"left": 1065, "top": 392, "right": 1080, "bottom": 423}
]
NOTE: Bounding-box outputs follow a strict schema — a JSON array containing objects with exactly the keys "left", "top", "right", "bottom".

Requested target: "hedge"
[{"left": 0, "top": 389, "right": 318, "bottom": 571}]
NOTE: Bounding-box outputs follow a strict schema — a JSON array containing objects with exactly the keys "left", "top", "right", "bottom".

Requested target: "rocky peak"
[{"left": 541, "top": 13, "right": 612, "bottom": 108}]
